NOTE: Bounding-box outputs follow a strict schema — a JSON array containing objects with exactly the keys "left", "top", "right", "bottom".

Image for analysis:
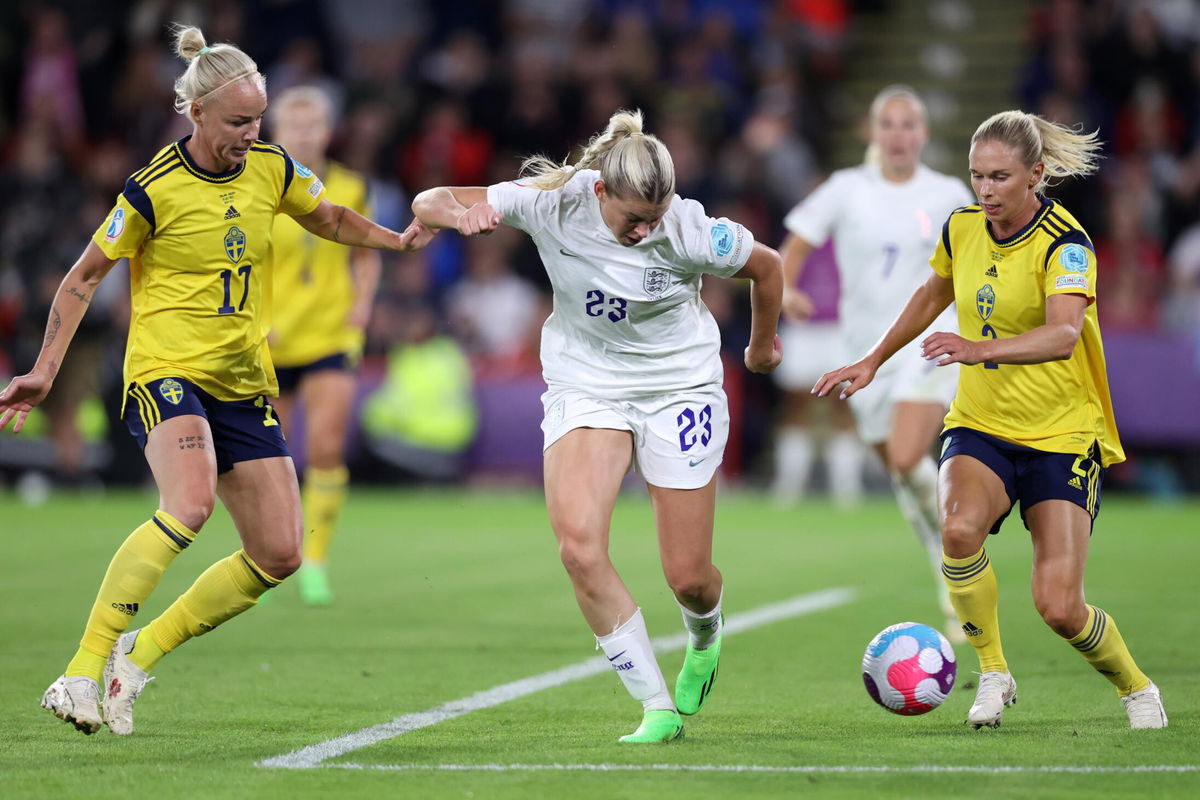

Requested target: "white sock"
[
  {"left": 827, "top": 432, "right": 865, "bottom": 508},
  {"left": 771, "top": 427, "right": 814, "bottom": 505},
  {"left": 892, "top": 457, "right": 953, "bottom": 612},
  {"left": 679, "top": 587, "right": 723, "bottom": 650},
  {"left": 595, "top": 608, "right": 674, "bottom": 711}
]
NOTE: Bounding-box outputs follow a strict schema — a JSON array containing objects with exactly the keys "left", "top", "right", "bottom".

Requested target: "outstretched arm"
[
  {"left": 293, "top": 199, "right": 435, "bottom": 252},
  {"left": 731, "top": 242, "right": 784, "bottom": 374},
  {"left": 922, "top": 292, "right": 1086, "bottom": 366},
  {"left": 0, "top": 242, "right": 117, "bottom": 432},
  {"left": 411, "top": 186, "right": 501, "bottom": 235}
]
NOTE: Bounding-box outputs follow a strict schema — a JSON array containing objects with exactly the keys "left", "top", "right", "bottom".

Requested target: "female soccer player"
[
  {"left": 814, "top": 110, "right": 1166, "bottom": 730},
  {"left": 267, "top": 86, "right": 380, "bottom": 605},
  {"left": 412, "top": 109, "right": 783, "bottom": 743},
  {"left": 0, "top": 25, "right": 432, "bottom": 735},
  {"left": 776, "top": 86, "right": 973, "bottom": 642}
]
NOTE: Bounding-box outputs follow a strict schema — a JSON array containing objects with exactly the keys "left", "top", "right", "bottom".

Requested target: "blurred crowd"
[{"left": 0, "top": 0, "right": 1197, "bottom": 489}]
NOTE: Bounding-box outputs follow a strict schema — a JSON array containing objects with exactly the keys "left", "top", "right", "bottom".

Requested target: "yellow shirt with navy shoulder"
[
  {"left": 93, "top": 136, "right": 327, "bottom": 402},
  {"left": 929, "top": 197, "right": 1124, "bottom": 466},
  {"left": 268, "top": 161, "right": 371, "bottom": 366}
]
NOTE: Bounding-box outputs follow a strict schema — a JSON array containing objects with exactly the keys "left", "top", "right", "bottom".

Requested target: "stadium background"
[{"left": 1, "top": 0, "right": 1198, "bottom": 497}]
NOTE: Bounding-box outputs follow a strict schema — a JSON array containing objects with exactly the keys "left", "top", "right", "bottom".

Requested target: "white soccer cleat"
[
  {"left": 1122, "top": 682, "right": 1167, "bottom": 730},
  {"left": 103, "top": 631, "right": 153, "bottom": 735},
  {"left": 41, "top": 675, "right": 103, "bottom": 734},
  {"left": 967, "top": 671, "right": 1017, "bottom": 729}
]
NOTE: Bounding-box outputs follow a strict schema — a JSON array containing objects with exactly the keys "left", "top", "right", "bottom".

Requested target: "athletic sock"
[
  {"left": 130, "top": 549, "right": 281, "bottom": 672},
  {"left": 827, "top": 432, "right": 864, "bottom": 508},
  {"left": 1067, "top": 605, "right": 1151, "bottom": 696},
  {"left": 596, "top": 608, "right": 674, "bottom": 711},
  {"left": 771, "top": 426, "right": 814, "bottom": 505},
  {"left": 66, "top": 511, "right": 196, "bottom": 682},
  {"left": 678, "top": 588, "right": 723, "bottom": 650},
  {"left": 942, "top": 547, "right": 1007, "bottom": 673},
  {"left": 302, "top": 465, "right": 349, "bottom": 564}
]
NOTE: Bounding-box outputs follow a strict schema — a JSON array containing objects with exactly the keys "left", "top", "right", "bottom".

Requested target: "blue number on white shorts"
[{"left": 676, "top": 404, "right": 713, "bottom": 452}]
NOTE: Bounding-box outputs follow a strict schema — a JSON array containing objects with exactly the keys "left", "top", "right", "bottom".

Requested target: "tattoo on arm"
[
  {"left": 333, "top": 205, "right": 347, "bottom": 243},
  {"left": 177, "top": 435, "right": 209, "bottom": 451},
  {"left": 48, "top": 359, "right": 60, "bottom": 378},
  {"left": 66, "top": 287, "right": 92, "bottom": 304},
  {"left": 43, "top": 307, "right": 62, "bottom": 348}
]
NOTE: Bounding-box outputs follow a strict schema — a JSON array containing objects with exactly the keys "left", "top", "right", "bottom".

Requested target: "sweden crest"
[
  {"left": 644, "top": 268, "right": 670, "bottom": 297},
  {"left": 224, "top": 226, "right": 246, "bottom": 263},
  {"left": 159, "top": 378, "right": 184, "bottom": 406},
  {"left": 976, "top": 284, "right": 996, "bottom": 320}
]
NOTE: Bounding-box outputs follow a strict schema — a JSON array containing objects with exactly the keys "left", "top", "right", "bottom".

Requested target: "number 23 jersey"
[{"left": 93, "top": 136, "right": 326, "bottom": 401}]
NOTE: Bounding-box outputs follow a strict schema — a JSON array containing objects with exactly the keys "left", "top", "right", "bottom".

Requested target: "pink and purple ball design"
[{"left": 862, "top": 622, "right": 957, "bottom": 716}]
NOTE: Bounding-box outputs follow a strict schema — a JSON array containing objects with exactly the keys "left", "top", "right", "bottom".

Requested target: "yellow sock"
[
  {"left": 130, "top": 550, "right": 281, "bottom": 672},
  {"left": 1067, "top": 605, "right": 1151, "bottom": 696},
  {"left": 942, "top": 547, "right": 1007, "bottom": 673},
  {"left": 65, "top": 511, "right": 196, "bottom": 682},
  {"left": 302, "top": 465, "right": 349, "bottom": 564}
]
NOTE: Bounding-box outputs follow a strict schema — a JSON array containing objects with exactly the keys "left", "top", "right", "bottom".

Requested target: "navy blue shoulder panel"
[
  {"left": 251, "top": 141, "right": 293, "bottom": 196},
  {"left": 940, "top": 206, "right": 979, "bottom": 259},
  {"left": 1043, "top": 228, "right": 1094, "bottom": 271},
  {"left": 122, "top": 176, "right": 156, "bottom": 234}
]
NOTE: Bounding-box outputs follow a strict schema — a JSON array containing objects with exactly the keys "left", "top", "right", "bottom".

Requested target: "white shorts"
[
  {"left": 848, "top": 350, "right": 958, "bottom": 444},
  {"left": 541, "top": 385, "right": 729, "bottom": 489},
  {"left": 773, "top": 320, "right": 845, "bottom": 390}
]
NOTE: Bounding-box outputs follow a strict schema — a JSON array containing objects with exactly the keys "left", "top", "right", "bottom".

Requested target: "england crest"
[
  {"left": 643, "top": 267, "right": 670, "bottom": 297},
  {"left": 976, "top": 283, "right": 996, "bottom": 320},
  {"left": 224, "top": 226, "right": 246, "bottom": 263}
]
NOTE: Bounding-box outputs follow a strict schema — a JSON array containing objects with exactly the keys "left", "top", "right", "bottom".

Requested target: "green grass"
[{"left": 0, "top": 488, "right": 1195, "bottom": 799}]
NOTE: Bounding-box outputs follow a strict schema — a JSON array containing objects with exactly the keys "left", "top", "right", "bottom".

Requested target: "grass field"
[{"left": 0, "top": 487, "right": 1195, "bottom": 799}]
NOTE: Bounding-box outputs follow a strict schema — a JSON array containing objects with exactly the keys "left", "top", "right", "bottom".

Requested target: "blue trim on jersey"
[
  {"left": 122, "top": 177, "right": 157, "bottom": 233},
  {"left": 132, "top": 149, "right": 178, "bottom": 183},
  {"left": 989, "top": 195, "right": 1052, "bottom": 247},
  {"left": 152, "top": 515, "right": 191, "bottom": 550},
  {"left": 250, "top": 141, "right": 293, "bottom": 195},
  {"left": 1044, "top": 229, "right": 1094, "bottom": 271},
  {"left": 942, "top": 206, "right": 982, "bottom": 259},
  {"left": 174, "top": 136, "right": 246, "bottom": 183},
  {"left": 139, "top": 156, "right": 182, "bottom": 188}
]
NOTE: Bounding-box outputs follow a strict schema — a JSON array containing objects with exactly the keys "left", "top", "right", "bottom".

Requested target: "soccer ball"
[{"left": 862, "top": 622, "right": 956, "bottom": 715}]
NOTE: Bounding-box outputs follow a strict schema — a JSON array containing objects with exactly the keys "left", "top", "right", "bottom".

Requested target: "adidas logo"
[
  {"left": 111, "top": 602, "right": 140, "bottom": 616},
  {"left": 1068, "top": 476, "right": 1083, "bottom": 490},
  {"left": 986, "top": 265, "right": 998, "bottom": 277},
  {"left": 224, "top": 205, "right": 241, "bottom": 219},
  {"left": 962, "top": 621, "right": 983, "bottom": 637}
]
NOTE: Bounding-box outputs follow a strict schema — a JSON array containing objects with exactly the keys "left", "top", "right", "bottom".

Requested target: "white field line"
[
  {"left": 327, "top": 763, "right": 1200, "bottom": 775},
  {"left": 258, "top": 587, "right": 856, "bottom": 770}
]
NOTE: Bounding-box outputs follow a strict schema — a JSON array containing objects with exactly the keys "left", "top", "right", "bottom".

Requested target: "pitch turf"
[{"left": 0, "top": 487, "right": 1195, "bottom": 799}]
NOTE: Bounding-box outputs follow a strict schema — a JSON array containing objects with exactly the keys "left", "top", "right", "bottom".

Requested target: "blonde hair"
[
  {"left": 171, "top": 24, "right": 264, "bottom": 115},
  {"left": 971, "top": 110, "right": 1101, "bottom": 192},
  {"left": 520, "top": 109, "right": 675, "bottom": 203},
  {"left": 268, "top": 85, "right": 334, "bottom": 130},
  {"left": 864, "top": 84, "right": 928, "bottom": 165}
]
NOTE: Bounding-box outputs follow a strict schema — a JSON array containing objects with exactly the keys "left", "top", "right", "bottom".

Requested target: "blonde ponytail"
[
  {"left": 170, "top": 23, "right": 263, "bottom": 115},
  {"left": 972, "top": 110, "right": 1101, "bottom": 192}
]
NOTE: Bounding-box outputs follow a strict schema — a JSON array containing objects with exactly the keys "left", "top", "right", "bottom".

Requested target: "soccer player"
[
  {"left": 267, "top": 86, "right": 380, "bottom": 605},
  {"left": 0, "top": 25, "right": 433, "bottom": 735},
  {"left": 814, "top": 110, "right": 1167, "bottom": 730},
  {"left": 778, "top": 86, "right": 973, "bottom": 643},
  {"left": 412, "top": 109, "right": 783, "bottom": 743}
]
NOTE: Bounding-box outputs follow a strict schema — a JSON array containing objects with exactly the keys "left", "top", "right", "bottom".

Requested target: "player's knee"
[
  {"left": 889, "top": 450, "right": 924, "bottom": 476},
  {"left": 557, "top": 536, "right": 607, "bottom": 584},
  {"left": 164, "top": 492, "right": 216, "bottom": 533},
  {"left": 664, "top": 566, "right": 710, "bottom": 605},
  {"left": 1033, "top": 590, "right": 1086, "bottom": 638},
  {"left": 940, "top": 515, "right": 985, "bottom": 558}
]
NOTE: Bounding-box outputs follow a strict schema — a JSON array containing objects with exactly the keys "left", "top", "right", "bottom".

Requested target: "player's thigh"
[
  {"left": 1025, "top": 499, "right": 1091, "bottom": 614},
  {"left": 299, "top": 368, "right": 357, "bottom": 467},
  {"left": 647, "top": 474, "right": 717, "bottom": 578},
  {"left": 143, "top": 414, "right": 220, "bottom": 526},
  {"left": 938, "top": 455, "right": 1012, "bottom": 557},
  {"left": 217, "top": 456, "right": 303, "bottom": 575},
  {"left": 544, "top": 426, "right": 634, "bottom": 546},
  {"left": 887, "top": 401, "right": 946, "bottom": 473}
]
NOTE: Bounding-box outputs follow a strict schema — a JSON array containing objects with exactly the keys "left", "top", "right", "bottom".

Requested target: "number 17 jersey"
[{"left": 93, "top": 136, "right": 326, "bottom": 401}]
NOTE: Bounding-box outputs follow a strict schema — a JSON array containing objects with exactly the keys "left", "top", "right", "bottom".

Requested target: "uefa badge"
[
  {"left": 976, "top": 284, "right": 996, "bottom": 320},
  {"left": 105, "top": 208, "right": 125, "bottom": 243},
  {"left": 224, "top": 226, "right": 246, "bottom": 263}
]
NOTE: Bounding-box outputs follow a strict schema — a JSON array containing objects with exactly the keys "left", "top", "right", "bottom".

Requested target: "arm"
[
  {"left": 779, "top": 233, "right": 818, "bottom": 321},
  {"left": 813, "top": 271, "right": 955, "bottom": 398},
  {"left": 347, "top": 246, "right": 382, "bottom": 329},
  {"left": 410, "top": 186, "right": 501, "bottom": 235},
  {"left": 922, "top": 293, "right": 1086, "bottom": 366},
  {"left": 0, "top": 241, "right": 118, "bottom": 432},
  {"left": 293, "top": 199, "right": 435, "bottom": 252},
  {"left": 731, "top": 242, "right": 784, "bottom": 374}
]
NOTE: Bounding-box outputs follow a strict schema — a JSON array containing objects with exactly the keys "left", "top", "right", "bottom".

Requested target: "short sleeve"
[
  {"left": 929, "top": 214, "right": 954, "bottom": 278},
  {"left": 782, "top": 173, "right": 842, "bottom": 247},
  {"left": 92, "top": 194, "right": 152, "bottom": 260},
  {"left": 1044, "top": 236, "right": 1096, "bottom": 302},
  {"left": 487, "top": 180, "right": 556, "bottom": 235},
  {"left": 279, "top": 157, "right": 326, "bottom": 217},
  {"left": 671, "top": 197, "right": 755, "bottom": 278}
]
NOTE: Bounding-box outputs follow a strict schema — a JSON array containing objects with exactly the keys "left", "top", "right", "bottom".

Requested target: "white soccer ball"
[{"left": 862, "top": 622, "right": 957, "bottom": 716}]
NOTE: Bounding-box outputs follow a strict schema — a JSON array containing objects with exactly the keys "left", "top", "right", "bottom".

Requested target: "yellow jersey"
[
  {"left": 930, "top": 197, "right": 1124, "bottom": 466},
  {"left": 93, "top": 136, "right": 326, "bottom": 401},
  {"left": 268, "top": 161, "right": 372, "bottom": 366}
]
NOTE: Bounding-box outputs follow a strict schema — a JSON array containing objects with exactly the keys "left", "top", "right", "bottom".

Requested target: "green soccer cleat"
[
  {"left": 618, "top": 709, "right": 684, "bottom": 743},
  {"left": 297, "top": 562, "right": 333, "bottom": 606},
  {"left": 674, "top": 629, "right": 721, "bottom": 715}
]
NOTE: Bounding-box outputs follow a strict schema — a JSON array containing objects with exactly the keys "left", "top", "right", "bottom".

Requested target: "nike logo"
[
  {"left": 688, "top": 457, "right": 707, "bottom": 467},
  {"left": 560, "top": 248, "right": 581, "bottom": 258},
  {"left": 607, "top": 650, "right": 627, "bottom": 662}
]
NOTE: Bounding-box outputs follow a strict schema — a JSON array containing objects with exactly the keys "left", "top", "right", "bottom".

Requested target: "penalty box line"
[{"left": 258, "top": 587, "right": 856, "bottom": 770}]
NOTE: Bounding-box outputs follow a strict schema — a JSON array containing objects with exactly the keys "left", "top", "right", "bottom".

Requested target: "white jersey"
[
  {"left": 784, "top": 162, "right": 973, "bottom": 362},
  {"left": 488, "top": 169, "right": 753, "bottom": 398}
]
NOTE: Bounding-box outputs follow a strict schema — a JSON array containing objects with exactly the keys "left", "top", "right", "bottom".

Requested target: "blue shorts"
[
  {"left": 124, "top": 377, "right": 290, "bottom": 474},
  {"left": 274, "top": 352, "right": 355, "bottom": 394},
  {"left": 939, "top": 426, "right": 1103, "bottom": 535}
]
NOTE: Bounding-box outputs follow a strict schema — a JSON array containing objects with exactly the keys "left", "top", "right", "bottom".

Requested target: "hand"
[
  {"left": 0, "top": 372, "right": 53, "bottom": 433},
  {"left": 744, "top": 334, "right": 783, "bottom": 374},
  {"left": 812, "top": 358, "right": 878, "bottom": 400},
  {"left": 396, "top": 219, "right": 437, "bottom": 252},
  {"left": 781, "top": 287, "right": 815, "bottom": 322},
  {"left": 456, "top": 203, "right": 502, "bottom": 236},
  {"left": 921, "top": 331, "right": 983, "bottom": 366}
]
